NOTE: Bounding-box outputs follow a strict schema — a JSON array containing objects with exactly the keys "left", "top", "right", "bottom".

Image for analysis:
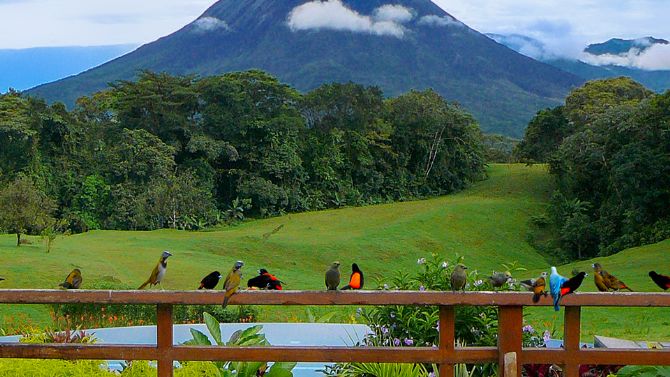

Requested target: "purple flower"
[
  {"left": 390, "top": 312, "right": 396, "bottom": 318},
  {"left": 543, "top": 330, "right": 551, "bottom": 343},
  {"left": 429, "top": 373, "right": 435, "bottom": 377},
  {"left": 474, "top": 279, "right": 484, "bottom": 287},
  {"left": 381, "top": 326, "right": 389, "bottom": 335},
  {"left": 404, "top": 338, "right": 414, "bottom": 346},
  {"left": 393, "top": 338, "right": 401, "bottom": 346},
  {"left": 523, "top": 325, "right": 534, "bottom": 333},
  {"left": 442, "top": 261, "right": 449, "bottom": 269},
  {"left": 417, "top": 258, "right": 426, "bottom": 265},
  {"left": 356, "top": 307, "right": 363, "bottom": 315},
  {"left": 419, "top": 285, "right": 426, "bottom": 291}
]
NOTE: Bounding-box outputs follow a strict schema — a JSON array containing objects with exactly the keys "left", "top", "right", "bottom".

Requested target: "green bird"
[
  {"left": 222, "top": 261, "right": 244, "bottom": 308},
  {"left": 325, "top": 261, "right": 341, "bottom": 290},
  {"left": 138, "top": 251, "right": 172, "bottom": 290},
  {"left": 450, "top": 264, "right": 468, "bottom": 291}
]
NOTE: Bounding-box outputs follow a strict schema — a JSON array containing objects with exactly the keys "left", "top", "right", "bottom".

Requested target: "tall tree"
[{"left": 0, "top": 176, "right": 56, "bottom": 246}]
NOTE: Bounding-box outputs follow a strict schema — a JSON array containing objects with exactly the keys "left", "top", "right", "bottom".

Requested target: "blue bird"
[{"left": 549, "top": 266, "right": 568, "bottom": 311}]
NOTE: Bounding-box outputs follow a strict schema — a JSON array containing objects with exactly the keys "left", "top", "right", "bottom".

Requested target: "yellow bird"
[
  {"left": 138, "top": 251, "right": 173, "bottom": 290},
  {"left": 59, "top": 269, "right": 82, "bottom": 289},
  {"left": 222, "top": 261, "right": 244, "bottom": 308}
]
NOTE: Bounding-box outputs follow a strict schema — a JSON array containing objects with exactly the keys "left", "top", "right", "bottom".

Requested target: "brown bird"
[
  {"left": 59, "top": 269, "right": 82, "bottom": 289},
  {"left": 520, "top": 272, "right": 548, "bottom": 303},
  {"left": 450, "top": 264, "right": 468, "bottom": 291},
  {"left": 591, "top": 263, "right": 609, "bottom": 292},
  {"left": 222, "top": 261, "right": 244, "bottom": 308},
  {"left": 594, "top": 263, "right": 632, "bottom": 291},
  {"left": 138, "top": 251, "right": 172, "bottom": 290},
  {"left": 325, "top": 261, "right": 341, "bottom": 290},
  {"left": 649, "top": 271, "right": 670, "bottom": 290}
]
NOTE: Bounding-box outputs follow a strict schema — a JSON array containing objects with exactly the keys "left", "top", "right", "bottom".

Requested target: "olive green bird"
[
  {"left": 222, "top": 261, "right": 244, "bottom": 308},
  {"left": 325, "top": 261, "right": 341, "bottom": 290},
  {"left": 450, "top": 264, "right": 468, "bottom": 291},
  {"left": 138, "top": 251, "right": 172, "bottom": 290},
  {"left": 59, "top": 269, "right": 82, "bottom": 289}
]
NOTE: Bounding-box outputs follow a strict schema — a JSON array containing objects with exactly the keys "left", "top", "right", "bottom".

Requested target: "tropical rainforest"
[{"left": 0, "top": 70, "right": 485, "bottom": 237}]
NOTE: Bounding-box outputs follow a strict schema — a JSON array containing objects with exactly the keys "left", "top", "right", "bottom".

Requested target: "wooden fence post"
[
  {"left": 498, "top": 306, "right": 522, "bottom": 377},
  {"left": 563, "top": 306, "right": 581, "bottom": 377},
  {"left": 157, "top": 304, "right": 174, "bottom": 377},
  {"left": 439, "top": 306, "right": 455, "bottom": 377}
]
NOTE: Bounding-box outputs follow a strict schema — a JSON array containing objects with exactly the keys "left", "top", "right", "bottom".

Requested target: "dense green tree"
[
  {"left": 564, "top": 77, "right": 653, "bottom": 128},
  {"left": 514, "top": 106, "right": 571, "bottom": 162},
  {"left": 0, "top": 176, "right": 56, "bottom": 246}
]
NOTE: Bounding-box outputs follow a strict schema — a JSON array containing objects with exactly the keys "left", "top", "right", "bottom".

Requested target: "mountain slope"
[
  {"left": 0, "top": 45, "right": 136, "bottom": 92},
  {"left": 27, "top": 0, "right": 582, "bottom": 137},
  {"left": 488, "top": 33, "right": 670, "bottom": 93}
]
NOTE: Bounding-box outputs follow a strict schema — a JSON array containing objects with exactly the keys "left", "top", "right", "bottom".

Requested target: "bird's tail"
[
  {"left": 138, "top": 280, "right": 151, "bottom": 290},
  {"left": 58, "top": 282, "right": 71, "bottom": 289},
  {"left": 532, "top": 294, "right": 541, "bottom": 304},
  {"left": 622, "top": 285, "right": 633, "bottom": 292},
  {"left": 198, "top": 284, "right": 204, "bottom": 290},
  {"left": 222, "top": 296, "right": 230, "bottom": 309},
  {"left": 553, "top": 297, "right": 561, "bottom": 311},
  {"left": 341, "top": 285, "right": 352, "bottom": 290}
]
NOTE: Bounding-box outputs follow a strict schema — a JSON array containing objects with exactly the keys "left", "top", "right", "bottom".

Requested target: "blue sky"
[{"left": 0, "top": 0, "right": 668, "bottom": 51}]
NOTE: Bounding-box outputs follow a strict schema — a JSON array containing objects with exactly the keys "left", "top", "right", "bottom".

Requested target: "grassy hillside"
[{"left": 1, "top": 164, "right": 668, "bottom": 341}]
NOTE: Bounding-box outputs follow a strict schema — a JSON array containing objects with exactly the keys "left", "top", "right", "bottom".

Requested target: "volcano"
[{"left": 27, "top": 0, "right": 582, "bottom": 137}]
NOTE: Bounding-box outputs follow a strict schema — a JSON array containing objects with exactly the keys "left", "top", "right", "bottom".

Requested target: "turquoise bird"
[{"left": 549, "top": 266, "right": 568, "bottom": 311}]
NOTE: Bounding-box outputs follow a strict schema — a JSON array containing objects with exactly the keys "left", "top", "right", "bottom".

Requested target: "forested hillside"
[
  {"left": 0, "top": 70, "right": 485, "bottom": 238},
  {"left": 516, "top": 77, "right": 670, "bottom": 259}
]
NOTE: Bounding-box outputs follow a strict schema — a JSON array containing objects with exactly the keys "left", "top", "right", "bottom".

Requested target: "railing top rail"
[{"left": 0, "top": 290, "right": 668, "bottom": 307}]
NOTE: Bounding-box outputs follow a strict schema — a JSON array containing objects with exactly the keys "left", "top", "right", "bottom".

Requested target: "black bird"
[
  {"left": 198, "top": 271, "right": 222, "bottom": 290},
  {"left": 560, "top": 272, "right": 587, "bottom": 297},
  {"left": 649, "top": 271, "right": 670, "bottom": 290},
  {"left": 247, "top": 269, "right": 283, "bottom": 290}
]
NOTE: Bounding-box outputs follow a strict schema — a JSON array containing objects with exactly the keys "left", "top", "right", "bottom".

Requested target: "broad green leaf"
[
  {"left": 203, "top": 312, "right": 222, "bottom": 345},
  {"left": 187, "top": 328, "right": 211, "bottom": 346}
]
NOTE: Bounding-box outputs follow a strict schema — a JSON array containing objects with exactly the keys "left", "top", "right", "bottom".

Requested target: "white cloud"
[
  {"left": 287, "top": 0, "right": 409, "bottom": 38},
  {"left": 192, "top": 16, "right": 230, "bottom": 33},
  {"left": 582, "top": 43, "right": 670, "bottom": 70},
  {"left": 418, "top": 14, "right": 463, "bottom": 28},
  {"left": 373, "top": 4, "right": 413, "bottom": 24}
]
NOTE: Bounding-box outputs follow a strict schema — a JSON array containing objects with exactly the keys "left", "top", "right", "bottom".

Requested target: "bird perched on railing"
[
  {"left": 451, "top": 264, "right": 468, "bottom": 291},
  {"left": 222, "top": 261, "right": 244, "bottom": 308},
  {"left": 560, "top": 272, "right": 587, "bottom": 298},
  {"left": 520, "top": 272, "right": 548, "bottom": 303},
  {"left": 247, "top": 269, "right": 283, "bottom": 290},
  {"left": 592, "top": 263, "right": 609, "bottom": 292},
  {"left": 649, "top": 271, "right": 670, "bottom": 290},
  {"left": 59, "top": 269, "right": 82, "bottom": 289},
  {"left": 138, "top": 251, "right": 172, "bottom": 290},
  {"left": 325, "top": 261, "right": 341, "bottom": 290},
  {"left": 593, "top": 263, "right": 632, "bottom": 292},
  {"left": 550, "top": 267, "right": 568, "bottom": 311},
  {"left": 198, "top": 271, "right": 222, "bottom": 290},
  {"left": 341, "top": 263, "right": 364, "bottom": 290},
  {"left": 489, "top": 271, "right": 512, "bottom": 290}
]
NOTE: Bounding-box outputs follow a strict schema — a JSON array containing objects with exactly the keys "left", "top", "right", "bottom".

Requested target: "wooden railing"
[{"left": 0, "top": 290, "right": 669, "bottom": 377}]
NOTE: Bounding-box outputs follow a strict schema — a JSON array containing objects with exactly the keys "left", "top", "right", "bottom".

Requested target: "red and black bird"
[
  {"left": 341, "top": 263, "right": 364, "bottom": 290},
  {"left": 198, "top": 271, "right": 222, "bottom": 290},
  {"left": 247, "top": 269, "right": 283, "bottom": 290},
  {"left": 561, "top": 272, "right": 587, "bottom": 297},
  {"left": 649, "top": 271, "right": 670, "bottom": 290}
]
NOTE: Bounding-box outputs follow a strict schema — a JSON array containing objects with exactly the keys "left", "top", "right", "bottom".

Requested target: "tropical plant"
[{"left": 183, "top": 312, "right": 296, "bottom": 377}]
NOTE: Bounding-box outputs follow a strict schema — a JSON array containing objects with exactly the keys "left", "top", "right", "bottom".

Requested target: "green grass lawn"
[{"left": 1, "top": 164, "right": 668, "bottom": 342}]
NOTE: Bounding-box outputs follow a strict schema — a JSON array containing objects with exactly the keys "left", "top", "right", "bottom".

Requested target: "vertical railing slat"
[
  {"left": 498, "top": 306, "right": 523, "bottom": 377},
  {"left": 563, "top": 306, "right": 581, "bottom": 377},
  {"left": 439, "top": 306, "right": 455, "bottom": 377},
  {"left": 157, "top": 304, "right": 174, "bottom": 377}
]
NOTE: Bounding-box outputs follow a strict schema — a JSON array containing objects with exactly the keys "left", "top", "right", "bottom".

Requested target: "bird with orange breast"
[{"left": 341, "top": 263, "right": 364, "bottom": 290}]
